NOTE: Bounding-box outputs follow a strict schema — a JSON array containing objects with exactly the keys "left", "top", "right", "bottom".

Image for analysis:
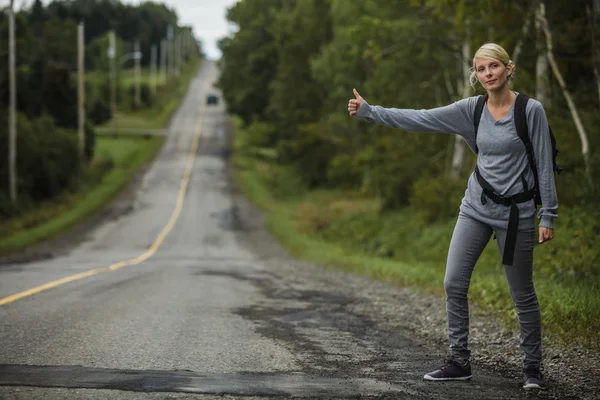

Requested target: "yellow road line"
[
  {"left": 0, "top": 89, "right": 207, "bottom": 307},
  {"left": 0, "top": 269, "right": 106, "bottom": 306}
]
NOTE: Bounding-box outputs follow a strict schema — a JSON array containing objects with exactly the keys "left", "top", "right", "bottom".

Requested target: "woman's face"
[{"left": 474, "top": 57, "right": 512, "bottom": 91}]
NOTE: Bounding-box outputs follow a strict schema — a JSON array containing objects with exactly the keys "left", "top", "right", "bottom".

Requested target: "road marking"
[{"left": 0, "top": 86, "right": 208, "bottom": 307}]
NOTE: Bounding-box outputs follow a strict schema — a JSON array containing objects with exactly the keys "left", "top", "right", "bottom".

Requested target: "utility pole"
[
  {"left": 78, "top": 21, "right": 85, "bottom": 161},
  {"left": 175, "top": 35, "right": 179, "bottom": 76},
  {"left": 185, "top": 32, "right": 189, "bottom": 60},
  {"left": 167, "top": 25, "right": 173, "bottom": 77},
  {"left": 134, "top": 40, "right": 141, "bottom": 108},
  {"left": 160, "top": 39, "right": 167, "bottom": 83},
  {"left": 177, "top": 34, "right": 182, "bottom": 73},
  {"left": 181, "top": 34, "right": 184, "bottom": 66},
  {"left": 183, "top": 33, "right": 187, "bottom": 61},
  {"left": 108, "top": 30, "right": 117, "bottom": 136},
  {"left": 8, "top": 0, "right": 17, "bottom": 202},
  {"left": 150, "top": 44, "right": 157, "bottom": 95}
]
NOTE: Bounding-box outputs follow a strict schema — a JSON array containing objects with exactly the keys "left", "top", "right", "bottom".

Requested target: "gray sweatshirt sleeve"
[
  {"left": 527, "top": 100, "right": 559, "bottom": 229},
  {"left": 355, "top": 98, "right": 478, "bottom": 153}
]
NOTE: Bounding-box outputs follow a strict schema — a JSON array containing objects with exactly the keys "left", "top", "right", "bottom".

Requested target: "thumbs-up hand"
[{"left": 348, "top": 88, "right": 364, "bottom": 116}]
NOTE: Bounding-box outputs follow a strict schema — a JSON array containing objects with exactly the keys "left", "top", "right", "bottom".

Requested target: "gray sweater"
[{"left": 355, "top": 95, "right": 558, "bottom": 230}]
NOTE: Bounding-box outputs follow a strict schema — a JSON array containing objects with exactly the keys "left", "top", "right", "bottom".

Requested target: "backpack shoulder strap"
[
  {"left": 514, "top": 93, "right": 531, "bottom": 149},
  {"left": 473, "top": 94, "right": 487, "bottom": 154},
  {"left": 514, "top": 93, "right": 542, "bottom": 204}
]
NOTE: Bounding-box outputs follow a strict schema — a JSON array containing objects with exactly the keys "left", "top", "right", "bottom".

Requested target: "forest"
[{"left": 218, "top": 0, "right": 600, "bottom": 348}]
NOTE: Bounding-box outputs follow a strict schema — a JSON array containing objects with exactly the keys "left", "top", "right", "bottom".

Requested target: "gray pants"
[{"left": 445, "top": 212, "right": 542, "bottom": 370}]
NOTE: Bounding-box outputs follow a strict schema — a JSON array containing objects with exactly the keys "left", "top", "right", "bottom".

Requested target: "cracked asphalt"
[{"left": 0, "top": 61, "right": 569, "bottom": 399}]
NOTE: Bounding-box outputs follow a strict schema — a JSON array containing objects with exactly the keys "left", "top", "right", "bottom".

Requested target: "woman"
[{"left": 348, "top": 43, "right": 558, "bottom": 390}]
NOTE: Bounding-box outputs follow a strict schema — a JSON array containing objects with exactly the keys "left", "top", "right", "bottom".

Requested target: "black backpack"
[
  {"left": 473, "top": 93, "right": 562, "bottom": 266},
  {"left": 473, "top": 93, "right": 562, "bottom": 206}
]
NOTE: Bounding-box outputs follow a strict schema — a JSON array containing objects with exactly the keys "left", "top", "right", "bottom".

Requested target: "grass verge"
[
  {"left": 231, "top": 116, "right": 600, "bottom": 351},
  {"left": 0, "top": 135, "right": 164, "bottom": 256}
]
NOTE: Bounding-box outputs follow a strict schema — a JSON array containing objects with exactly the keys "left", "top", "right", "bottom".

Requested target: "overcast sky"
[
  {"left": 3, "top": 0, "right": 240, "bottom": 59},
  {"left": 156, "top": 0, "right": 239, "bottom": 59}
]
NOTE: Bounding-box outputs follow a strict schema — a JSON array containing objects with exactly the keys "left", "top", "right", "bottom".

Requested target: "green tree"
[
  {"left": 269, "top": 0, "right": 332, "bottom": 132},
  {"left": 217, "top": 0, "right": 289, "bottom": 125},
  {"left": 42, "top": 18, "right": 78, "bottom": 67}
]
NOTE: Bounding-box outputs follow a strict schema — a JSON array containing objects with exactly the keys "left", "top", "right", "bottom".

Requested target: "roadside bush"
[
  {"left": 0, "top": 113, "right": 80, "bottom": 219},
  {"left": 123, "top": 83, "right": 154, "bottom": 111},
  {"left": 357, "top": 135, "right": 417, "bottom": 211},
  {"left": 327, "top": 153, "right": 364, "bottom": 190},
  {"left": 534, "top": 204, "right": 600, "bottom": 284},
  {"left": 270, "top": 164, "right": 306, "bottom": 200},
  {"left": 245, "top": 121, "right": 276, "bottom": 149},
  {"left": 25, "top": 116, "right": 80, "bottom": 200},
  {"left": 88, "top": 97, "right": 112, "bottom": 125},
  {"left": 152, "top": 75, "right": 179, "bottom": 108},
  {"left": 42, "top": 64, "right": 77, "bottom": 129},
  {"left": 410, "top": 172, "right": 467, "bottom": 223},
  {"left": 322, "top": 212, "right": 393, "bottom": 258},
  {"left": 139, "top": 83, "right": 154, "bottom": 108},
  {"left": 125, "top": 85, "right": 139, "bottom": 111},
  {"left": 276, "top": 123, "right": 336, "bottom": 188},
  {"left": 87, "top": 81, "right": 112, "bottom": 125},
  {"left": 85, "top": 121, "right": 96, "bottom": 162},
  {"left": 0, "top": 193, "right": 21, "bottom": 219}
]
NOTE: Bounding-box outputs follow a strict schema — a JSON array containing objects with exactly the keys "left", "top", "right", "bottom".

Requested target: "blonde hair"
[{"left": 469, "top": 43, "right": 516, "bottom": 88}]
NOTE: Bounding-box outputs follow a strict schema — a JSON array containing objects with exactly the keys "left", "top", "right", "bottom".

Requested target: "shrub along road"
[{"left": 0, "top": 62, "right": 585, "bottom": 399}]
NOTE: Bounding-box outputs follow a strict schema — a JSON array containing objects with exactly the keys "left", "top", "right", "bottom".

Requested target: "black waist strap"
[{"left": 475, "top": 166, "right": 535, "bottom": 266}]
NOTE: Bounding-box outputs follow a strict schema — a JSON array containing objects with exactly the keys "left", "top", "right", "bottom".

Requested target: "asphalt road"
[{"left": 0, "top": 62, "right": 556, "bottom": 399}]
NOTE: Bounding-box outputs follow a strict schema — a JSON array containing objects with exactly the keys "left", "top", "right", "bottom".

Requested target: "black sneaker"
[
  {"left": 523, "top": 368, "right": 547, "bottom": 390},
  {"left": 424, "top": 359, "right": 472, "bottom": 381}
]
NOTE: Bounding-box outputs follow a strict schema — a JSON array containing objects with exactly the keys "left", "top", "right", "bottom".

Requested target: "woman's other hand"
[
  {"left": 538, "top": 227, "right": 554, "bottom": 244},
  {"left": 348, "top": 88, "right": 364, "bottom": 116}
]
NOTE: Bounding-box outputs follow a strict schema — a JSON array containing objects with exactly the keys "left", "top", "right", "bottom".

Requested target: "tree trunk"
[
  {"left": 535, "top": 2, "right": 550, "bottom": 105},
  {"left": 512, "top": 4, "right": 535, "bottom": 65},
  {"left": 450, "top": 38, "right": 470, "bottom": 181},
  {"left": 537, "top": 7, "right": 592, "bottom": 188},
  {"left": 443, "top": 68, "right": 456, "bottom": 99},
  {"left": 443, "top": 68, "right": 457, "bottom": 172}
]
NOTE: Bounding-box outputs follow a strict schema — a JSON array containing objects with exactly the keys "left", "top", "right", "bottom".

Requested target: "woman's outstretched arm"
[{"left": 348, "top": 88, "right": 479, "bottom": 152}]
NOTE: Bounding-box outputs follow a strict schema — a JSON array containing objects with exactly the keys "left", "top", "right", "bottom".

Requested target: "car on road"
[{"left": 206, "top": 94, "right": 219, "bottom": 105}]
